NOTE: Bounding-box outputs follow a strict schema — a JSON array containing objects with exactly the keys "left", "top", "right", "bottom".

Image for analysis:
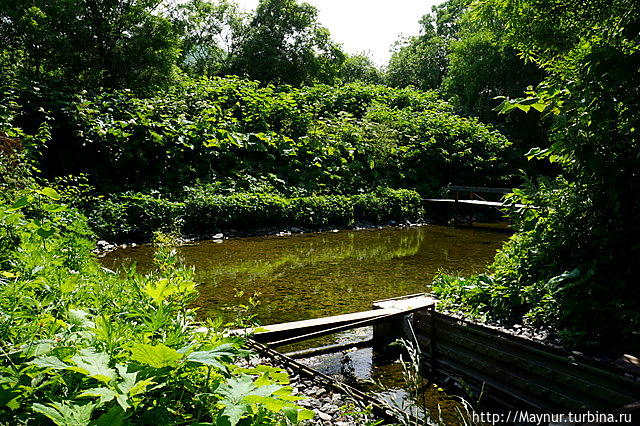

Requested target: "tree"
[
  {"left": 0, "top": 0, "right": 181, "bottom": 91},
  {"left": 442, "top": 4, "right": 545, "bottom": 146},
  {"left": 386, "top": 15, "right": 448, "bottom": 91},
  {"left": 227, "top": 0, "right": 345, "bottom": 86},
  {"left": 485, "top": 0, "right": 639, "bottom": 348},
  {"left": 171, "top": 0, "right": 245, "bottom": 77},
  {"left": 444, "top": 26, "right": 542, "bottom": 120},
  {"left": 339, "top": 53, "right": 382, "bottom": 84}
]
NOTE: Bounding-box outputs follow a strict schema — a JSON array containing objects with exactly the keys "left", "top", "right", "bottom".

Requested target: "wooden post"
[
  {"left": 429, "top": 305, "right": 436, "bottom": 373},
  {"left": 371, "top": 296, "right": 437, "bottom": 362},
  {"left": 453, "top": 188, "right": 459, "bottom": 226}
]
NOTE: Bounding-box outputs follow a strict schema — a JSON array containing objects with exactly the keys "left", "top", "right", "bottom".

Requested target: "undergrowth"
[{"left": 0, "top": 185, "right": 315, "bottom": 424}]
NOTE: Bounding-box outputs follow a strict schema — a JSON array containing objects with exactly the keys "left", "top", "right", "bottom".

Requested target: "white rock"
[{"left": 317, "top": 412, "right": 332, "bottom": 421}]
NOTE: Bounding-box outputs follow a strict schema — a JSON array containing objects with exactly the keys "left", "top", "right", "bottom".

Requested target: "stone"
[
  {"left": 317, "top": 411, "right": 332, "bottom": 421},
  {"left": 320, "top": 403, "right": 338, "bottom": 414}
]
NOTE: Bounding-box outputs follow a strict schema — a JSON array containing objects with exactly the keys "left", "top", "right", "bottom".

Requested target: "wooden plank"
[
  {"left": 284, "top": 339, "right": 373, "bottom": 359},
  {"left": 267, "top": 310, "right": 417, "bottom": 347},
  {"left": 248, "top": 295, "right": 435, "bottom": 343},
  {"left": 249, "top": 308, "right": 396, "bottom": 343},
  {"left": 372, "top": 294, "right": 437, "bottom": 310},
  {"left": 423, "top": 198, "right": 533, "bottom": 209},
  {"left": 448, "top": 186, "right": 513, "bottom": 194}
]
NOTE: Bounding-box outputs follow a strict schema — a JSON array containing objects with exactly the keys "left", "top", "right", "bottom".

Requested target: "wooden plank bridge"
[
  {"left": 423, "top": 185, "right": 535, "bottom": 209},
  {"left": 247, "top": 293, "right": 436, "bottom": 347},
  {"left": 240, "top": 294, "right": 640, "bottom": 420}
]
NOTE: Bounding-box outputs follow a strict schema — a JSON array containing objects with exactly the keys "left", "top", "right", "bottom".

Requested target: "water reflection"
[
  {"left": 103, "top": 225, "right": 506, "bottom": 423},
  {"left": 103, "top": 225, "right": 507, "bottom": 325}
]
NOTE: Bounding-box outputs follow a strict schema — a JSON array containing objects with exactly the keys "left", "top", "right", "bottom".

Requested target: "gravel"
[{"left": 240, "top": 355, "right": 382, "bottom": 425}]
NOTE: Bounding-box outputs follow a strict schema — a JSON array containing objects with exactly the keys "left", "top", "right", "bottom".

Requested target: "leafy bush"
[
  {"left": 433, "top": 0, "right": 640, "bottom": 351},
  {"left": 0, "top": 188, "right": 314, "bottom": 424},
  {"left": 88, "top": 188, "right": 424, "bottom": 242},
  {"left": 11, "top": 76, "right": 513, "bottom": 196}
]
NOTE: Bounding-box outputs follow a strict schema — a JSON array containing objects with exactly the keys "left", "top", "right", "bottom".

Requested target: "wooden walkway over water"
[
  {"left": 423, "top": 185, "right": 536, "bottom": 209},
  {"left": 247, "top": 294, "right": 436, "bottom": 347},
  {"left": 240, "top": 294, "right": 640, "bottom": 417}
]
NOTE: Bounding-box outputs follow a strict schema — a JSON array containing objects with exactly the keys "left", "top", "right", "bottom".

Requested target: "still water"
[
  {"left": 104, "top": 225, "right": 507, "bottom": 423},
  {"left": 102, "top": 225, "right": 507, "bottom": 325}
]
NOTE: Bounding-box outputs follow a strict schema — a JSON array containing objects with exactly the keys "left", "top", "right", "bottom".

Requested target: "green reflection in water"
[{"left": 103, "top": 225, "right": 507, "bottom": 326}]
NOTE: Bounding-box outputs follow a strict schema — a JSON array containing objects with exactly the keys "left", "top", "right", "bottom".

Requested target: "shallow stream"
[
  {"left": 103, "top": 225, "right": 508, "bottom": 424},
  {"left": 103, "top": 225, "right": 506, "bottom": 323}
]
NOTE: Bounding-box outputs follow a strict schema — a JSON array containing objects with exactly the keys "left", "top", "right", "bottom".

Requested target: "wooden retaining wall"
[{"left": 410, "top": 310, "right": 640, "bottom": 413}]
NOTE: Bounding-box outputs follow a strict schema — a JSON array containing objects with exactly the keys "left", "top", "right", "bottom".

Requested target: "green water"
[
  {"left": 103, "top": 225, "right": 507, "bottom": 325},
  {"left": 103, "top": 225, "right": 507, "bottom": 423}
]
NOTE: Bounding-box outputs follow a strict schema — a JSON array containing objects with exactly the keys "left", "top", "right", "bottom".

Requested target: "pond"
[
  {"left": 102, "top": 224, "right": 507, "bottom": 326},
  {"left": 103, "top": 224, "right": 508, "bottom": 423}
]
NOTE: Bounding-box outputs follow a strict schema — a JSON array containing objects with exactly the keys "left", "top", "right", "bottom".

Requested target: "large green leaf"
[
  {"left": 143, "top": 278, "right": 179, "bottom": 304},
  {"left": 216, "top": 375, "right": 256, "bottom": 426},
  {"left": 77, "top": 387, "right": 116, "bottom": 405},
  {"left": 38, "top": 187, "right": 61, "bottom": 200},
  {"left": 115, "top": 364, "right": 155, "bottom": 400},
  {"left": 130, "top": 343, "right": 182, "bottom": 368},
  {"left": 36, "top": 226, "right": 55, "bottom": 239},
  {"left": 93, "top": 405, "right": 128, "bottom": 426},
  {"left": 243, "top": 395, "right": 293, "bottom": 412},
  {"left": 32, "top": 401, "right": 96, "bottom": 426},
  {"left": 69, "top": 349, "right": 116, "bottom": 384},
  {"left": 0, "top": 383, "right": 21, "bottom": 409},
  {"left": 218, "top": 403, "right": 249, "bottom": 426},
  {"left": 69, "top": 309, "right": 94, "bottom": 330},
  {"left": 30, "top": 356, "right": 69, "bottom": 370},
  {"left": 8, "top": 196, "right": 29, "bottom": 211},
  {"left": 185, "top": 343, "right": 241, "bottom": 370},
  {"left": 215, "top": 374, "right": 303, "bottom": 425}
]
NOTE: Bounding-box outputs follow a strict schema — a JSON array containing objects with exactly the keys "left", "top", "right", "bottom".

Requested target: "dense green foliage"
[
  {"left": 0, "top": 0, "right": 181, "bottom": 91},
  {"left": 86, "top": 188, "right": 423, "bottom": 242},
  {"left": 172, "top": 0, "right": 245, "bottom": 78},
  {"left": 2, "top": 0, "right": 637, "bottom": 367},
  {"left": 0, "top": 179, "right": 314, "bottom": 423},
  {"left": 0, "top": 0, "right": 350, "bottom": 92},
  {"left": 227, "top": 0, "right": 344, "bottom": 86},
  {"left": 386, "top": 12, "right": 451, "bottom": 92},
  {"left": 433, "top": 0, "right": 640, "bottom": 351},
  {"left": 442, "top": 3, "right": 545, "bottom": 140},
  {"left": 339, "top": 54, "right": 383, "bottom": 85},
  {"left": 387, "top": 0, "right": 546, "bottom": 150},
  {"left": 11, "top": 76, "right": 512, "bottom": 198}
]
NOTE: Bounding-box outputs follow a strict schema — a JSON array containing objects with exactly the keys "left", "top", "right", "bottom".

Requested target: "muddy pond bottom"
[{"left": 103, "top": 224, "right": 506, "bottom": 326}]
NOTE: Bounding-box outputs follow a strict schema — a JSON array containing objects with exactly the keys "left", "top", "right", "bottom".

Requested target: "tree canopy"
[
  {"left": 0, "top": 0, "right": 182, "bottom": 91},
  {"left": 226, "top": 0, "right": 345, "bottom": 86}
]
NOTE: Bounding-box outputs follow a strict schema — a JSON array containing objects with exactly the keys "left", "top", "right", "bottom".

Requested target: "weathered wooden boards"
[
  {"left": 412, "top": 310, "right": 640, "bottom": 414},
  {"left": 247, "top": 294, "right": 436, "bottom": 347},
  {"left": 423, "top": 198, "right": 532, "bottom": 209},
  {"left": 447, "top": 186, "right": 513, "bottom": 194},
  {"left": 423, "top": 185, "right": 536, "bottom": 210}
]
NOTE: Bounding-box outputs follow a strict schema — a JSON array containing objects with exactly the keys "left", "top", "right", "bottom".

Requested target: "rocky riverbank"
[{"left": 93, "top": 219, "right": 429, "bottom": 256}]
